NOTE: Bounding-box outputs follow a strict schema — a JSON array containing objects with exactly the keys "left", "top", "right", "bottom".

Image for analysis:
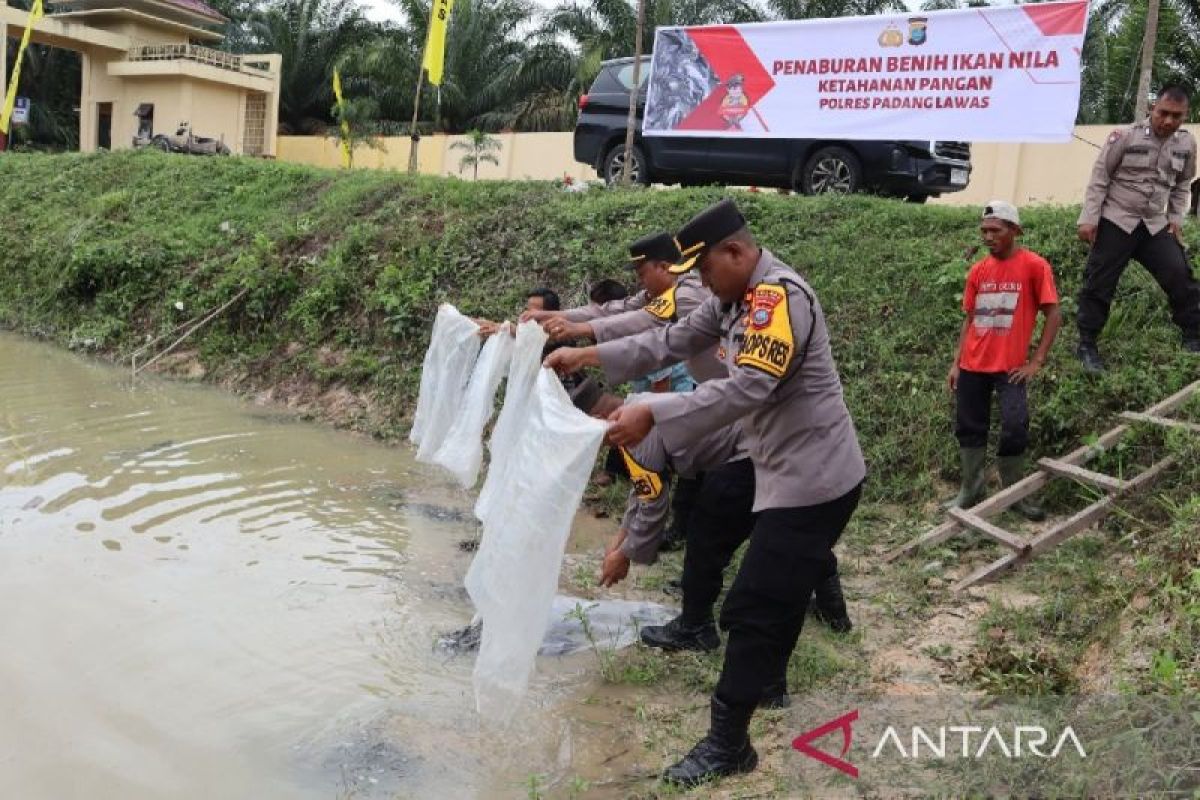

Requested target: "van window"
[{"left": 614, "top": 62, "right": 650, "bottom": 90}]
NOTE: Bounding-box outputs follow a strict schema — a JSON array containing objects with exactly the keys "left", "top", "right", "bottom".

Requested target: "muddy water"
[{"left": 0, "top": 333, "right": 643, "bottom": 799}]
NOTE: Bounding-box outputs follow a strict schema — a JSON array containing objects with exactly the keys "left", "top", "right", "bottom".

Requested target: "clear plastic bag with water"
[
  {"left": 464, "top": 368, "right": 607, "bottom": 723},
  {"left": 431, "top": 325, "right": 513, "bottom": 488},
  {"left": 472, "top": 321, "right": 546, "bottom": 524},
  {"left": 410, "top": 305, "right": 481, "bottom": 463}
]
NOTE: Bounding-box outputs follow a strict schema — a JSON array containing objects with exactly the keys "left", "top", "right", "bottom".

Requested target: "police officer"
[
  {"left": 547, "top": 199, "right": 865, "bottom": 787},
  {"left": 1076, "top": 84, "right": 1200, "bottom": 371},
  {"left": 569, "top": 381, "right": 852, "bottom": 658},
  {"left": 525, "top": 231, "right": 726, "bottom": 383}
]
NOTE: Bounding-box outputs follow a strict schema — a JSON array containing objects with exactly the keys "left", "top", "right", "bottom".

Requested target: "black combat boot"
[
  {"left": 759, "top": 677, "right": 791, "bottom": 710},
  {"left": 1075, "top": 340, "right": 1105, "bottom": 373},
  {"left": 640, "top": 614, "right": 720, "bottom": 652},
  {"left": 812, "top": 573, "right": 854, "bottom": 634},
  {"left": 662, "top": 697, "right": 758, "bottom": 787}
]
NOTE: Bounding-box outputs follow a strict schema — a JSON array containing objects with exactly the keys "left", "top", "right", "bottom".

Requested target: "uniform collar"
[{"left": 744, "top": 247, "right": 772, "bottom": 299}]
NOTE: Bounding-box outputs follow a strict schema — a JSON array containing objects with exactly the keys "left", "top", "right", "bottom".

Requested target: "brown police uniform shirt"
[
  {"left": 561, "top": 273, "right": 727, "bottom": 383},
  {"left": 617, "top": 395, "right": 749, "bottom": 563},
  {"left": 596, "top": 249, "right": 866, "bottom": 512},
  {"left": 1079, "top": 121, "right": 1197, "bottom": 235}
]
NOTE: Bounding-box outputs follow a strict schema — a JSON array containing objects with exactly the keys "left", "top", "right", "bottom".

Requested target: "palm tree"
[
  {"left": 330, "top": 95, "right": 386, "bottom": 166},
  {"left": 341, "top": 0, "right": 532, "bottom": 133},
  {"left": 247, "top": 0, "right": 375, "bottom": 133},
  {"left": 450, "top": 129, "right": 502, "bottom": 178},
  {"left": 766, "top": 0, "right": 905, "bottom": 21}
]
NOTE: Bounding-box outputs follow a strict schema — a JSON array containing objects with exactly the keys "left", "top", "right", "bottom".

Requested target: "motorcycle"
[{"left": 135, "top": 121, "right": 230, "bottom": 156}]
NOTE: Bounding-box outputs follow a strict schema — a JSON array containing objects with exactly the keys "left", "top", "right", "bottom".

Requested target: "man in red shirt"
[{"left": 947, "top": 201, "right": 1062, "bottom": 520}]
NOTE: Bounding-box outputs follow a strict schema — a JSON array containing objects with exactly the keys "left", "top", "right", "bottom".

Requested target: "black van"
[{"left": 574, "top": 56, "right": 972, "bottom": 201}]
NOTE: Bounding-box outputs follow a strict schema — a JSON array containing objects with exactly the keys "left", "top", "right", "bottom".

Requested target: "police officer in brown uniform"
[
  {"left": 546, "top": 199, "right": 866, "bottom": 787},
  {"left": 1076, "top": 84, "right": 1200, "bottom": 371}
]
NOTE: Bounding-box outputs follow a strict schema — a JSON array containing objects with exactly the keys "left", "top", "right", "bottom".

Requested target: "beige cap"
[{"left": 982, "top": 200, "right": 1020, "bottom": 227}]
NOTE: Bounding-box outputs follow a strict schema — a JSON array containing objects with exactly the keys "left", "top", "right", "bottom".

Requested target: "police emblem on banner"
[{"left": 908, "top": 17, "right": 927, "bottom": 46}]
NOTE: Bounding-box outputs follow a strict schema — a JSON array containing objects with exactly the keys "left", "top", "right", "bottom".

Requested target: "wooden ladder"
[{"left": 885, "top": 379, "right": 1200, "bottom": 592}]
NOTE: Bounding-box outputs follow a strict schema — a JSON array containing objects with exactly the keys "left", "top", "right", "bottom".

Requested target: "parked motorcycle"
[{"left": 135, "top": 121, "right": 230, "bottom": 156}]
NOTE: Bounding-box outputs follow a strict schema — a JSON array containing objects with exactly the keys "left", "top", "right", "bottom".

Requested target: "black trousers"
[
  {"left": 679, "top": 460, "right": 757, "bottom": 623},
  {"left": 665, "top": 473, "right": 704, "bottom": 544},
  {"left": 954, "top": 369, "right": 1029, "bottom": 457},
  {"left": 714, "top": 482, "right": 863, "bottom": 708},
  {"left": 1078, "top": 219, "right": 1200, "bottom": 340}
]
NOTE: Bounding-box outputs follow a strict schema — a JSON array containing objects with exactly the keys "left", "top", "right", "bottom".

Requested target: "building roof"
[{"left": 163, "top": 0, "right": 226, "bottom": 22}]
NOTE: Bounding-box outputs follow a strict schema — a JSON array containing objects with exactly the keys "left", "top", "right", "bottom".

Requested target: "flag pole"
[{"left": 407, "top": 66, "right": 426, "bottom": 175}]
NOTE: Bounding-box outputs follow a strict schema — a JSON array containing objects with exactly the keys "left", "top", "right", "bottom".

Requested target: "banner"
[
  {"left": 643, "top": 0, "right": 1088, "bottom": 142},
  {"left": 422, "top": 0, "right": 455, "bottom": 86},
  {"left": 332, "top": 68, "right": 352, "bottom": 168},
  {"left": 1, "top": 0, "right": 45, "bottom": 136}
]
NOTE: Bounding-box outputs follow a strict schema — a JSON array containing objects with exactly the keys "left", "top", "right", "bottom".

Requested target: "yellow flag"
[
  {"left": 1, "top": 0, "right": 45, "bottom": 135},
  {"left": 332, "top": 67, "right": 352, "bottom": 168},
  {"left": 421, "top": 0, "right": 454, "bottom": 86}
]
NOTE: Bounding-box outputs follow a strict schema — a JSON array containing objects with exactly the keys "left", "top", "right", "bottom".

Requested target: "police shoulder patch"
[
  {"left": 736, "top": 282, "right": 794, "bottom": 379},
  {"left": 644, "top": 285, "right": 678, "bottom": 321},
  {"left": 620, "top": 448, "right": 664, "bottom": 501}
]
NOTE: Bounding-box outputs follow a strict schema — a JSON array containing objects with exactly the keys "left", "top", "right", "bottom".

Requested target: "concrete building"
[{"left": 2, "top": 0, "right": 280, "bottom": 155}]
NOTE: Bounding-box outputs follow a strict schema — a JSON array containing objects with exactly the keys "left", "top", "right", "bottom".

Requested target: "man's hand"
[
  {"left": 606, "top": 403, "right": 654, "bottom": 447},
  {"left": 1169, "top": 222, "right": 1183, "bottom": 242},
  {"left": 520, "top": 309, "right": 561, "bottom": 324},
  {"left": 545, "top": 319, "right": 590, "bottom": 342},
  {"left": 598, "top": 548, "right": 631, "bottom": 588},
  {"left": 1077, "top": 224, "right": 1097, "bottom": 245},
  {"left": 476, "top": 319, "right": 500, "bottom": 338},
  {"left": 1008, "top": 360, "right": 1042, "bottom": 384},
  {"left": 947, "top": 363, "right": 960, "bottom": 392},
  {"left": 543, "top": 346, "right": 594, "bottom": 374}
]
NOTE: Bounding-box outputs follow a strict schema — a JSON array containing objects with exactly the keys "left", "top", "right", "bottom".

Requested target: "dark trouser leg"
[
  {"left": 715, "top": 483, "right": 863, "bottom": 708},
  {"left": 661, "top": 473, "right": 704, "bottom": 552},
  {"left": 954, "top": 369, "right": 995, "bottom": 450},
  {"left": 1077, "top": 219, "right": 1142, "bottom": 342},
  {"left": 994, "top": 376, "right": 1030, "bottom": 457},
  {"left": 679, "top": 459, "right": 756, "bottom": 624},
  {"left": 1132, "top": 227, "right": 1200, "bottom": 337}
]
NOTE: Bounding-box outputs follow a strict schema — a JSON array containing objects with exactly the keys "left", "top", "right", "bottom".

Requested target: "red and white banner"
[{"left": 643, "top": 0, "right": 1088, "bottom": 142}]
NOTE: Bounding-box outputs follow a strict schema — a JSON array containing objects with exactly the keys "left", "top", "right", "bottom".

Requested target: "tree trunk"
[
  {"left": 620, "top": 0, "right": 647, "bottom": 186},
  {"left": 1134, "top": 0, "right": 1160, "bottom": 121}
]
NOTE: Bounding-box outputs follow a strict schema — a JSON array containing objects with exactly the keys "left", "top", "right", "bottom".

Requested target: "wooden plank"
[
  {"left": 1143, "top": 380, "right": 1200, "bottom": 416},
  {"left": 882, "top": 519, "right": 960, "bottom": 563},
  {"left": 946, "top": 508, "right": 1030, "bottom": 553},
  {"left": 1037, "top": 457, "right": 1125, "bottom": 492},
  {"left": 951, "top": 457, "right": 1176, "bottom": 592},
  {"left": 1119, "top": 411, "right": 1200, "bottom": 434}
]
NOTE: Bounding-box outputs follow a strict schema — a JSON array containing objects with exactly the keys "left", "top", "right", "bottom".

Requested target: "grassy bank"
[{"left": 3, "top": 151, "right": 1197, "bottom": 795}]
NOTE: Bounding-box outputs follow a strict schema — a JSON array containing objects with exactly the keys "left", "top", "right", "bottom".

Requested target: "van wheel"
[
  {"left": 602, "top": 143, "right": 650, "bottom": 186},
  {"left": 798, "top": 146, "right": 862, "bottom": 195},
  {"left": 904, "top": 193, "right": 929, "bottom": 204}
]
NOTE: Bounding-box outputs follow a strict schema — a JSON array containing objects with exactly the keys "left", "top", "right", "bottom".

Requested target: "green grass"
[{"left": 3, "top": 150, "right": 1199, "bottom": 705}]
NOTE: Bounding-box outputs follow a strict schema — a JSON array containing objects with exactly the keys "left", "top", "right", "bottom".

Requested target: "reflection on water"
[{"left": 0, "top": 333, "right": 629, "bottom": 799}]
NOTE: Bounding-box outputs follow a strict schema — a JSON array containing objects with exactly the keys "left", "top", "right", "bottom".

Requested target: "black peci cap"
[
  {"left": 627, "top": 232, "right": 683, "bottom": 270},
  {"left": 568, "top": 376, "right": 603, "bottom": 415},
  {"left": 669, "top": 199, "right": 747, "bottom": 274}
]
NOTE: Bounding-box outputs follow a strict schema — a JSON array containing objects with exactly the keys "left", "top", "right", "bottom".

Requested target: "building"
[{"left": 2, "top": 0, "right": 280, "bottom": 155}]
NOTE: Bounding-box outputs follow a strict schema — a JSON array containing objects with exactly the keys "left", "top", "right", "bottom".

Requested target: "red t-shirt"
[{"left": 959, "top": 248, "right": 1058, "bottom": 373}]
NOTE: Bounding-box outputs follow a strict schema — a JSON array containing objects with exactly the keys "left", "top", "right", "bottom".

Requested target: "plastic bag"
[
  {"left": 540, "top": 596, "right": 677, "bottom": 656},
  {"left": 410, "top": 305, "right": 481, "bottom": 463},
  {"left": 435, "top": 597, "right": 677, "bottom": 657},
  {"left": 472, "top": 320, "right": 546, "bottom": 524},
  {"left": 464, "top": 369, "right": 607, "bottom": 723},
  {"left": 431, "top": 325, "right": 513, "bottom": 488}
]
